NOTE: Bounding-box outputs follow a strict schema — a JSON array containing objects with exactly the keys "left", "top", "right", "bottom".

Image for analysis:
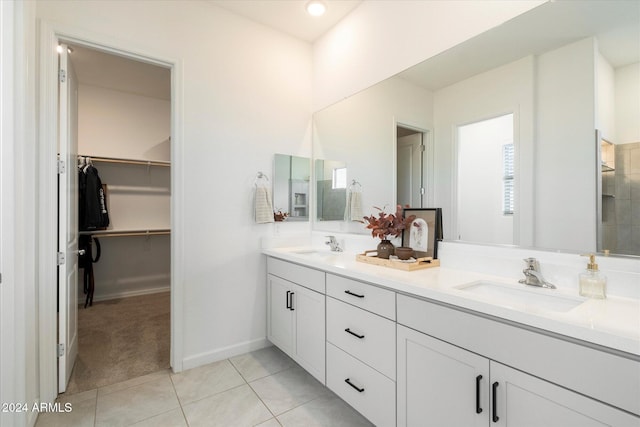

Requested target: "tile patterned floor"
[{"left": 35, "top": 346, "right": 374, "bottom": 427}]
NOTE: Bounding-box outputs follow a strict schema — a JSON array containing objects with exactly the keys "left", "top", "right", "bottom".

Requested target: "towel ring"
[
  {"left": 349, "top": 179, "right": 362, "bottom": 192},
  {"left": 255, "top": 171, "right": 270, "bottom": 187}
]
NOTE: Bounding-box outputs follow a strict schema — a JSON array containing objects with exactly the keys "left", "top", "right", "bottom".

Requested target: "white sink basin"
[
  {"left": 455, "top": 280, "right": 586, "bottom": 313},
  {"left": 290, "top": 249, "right": 340, "bottom": 259}
]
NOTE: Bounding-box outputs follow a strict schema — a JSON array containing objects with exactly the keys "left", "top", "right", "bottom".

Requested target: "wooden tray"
[{"left": 355, "top": 250, "right": 440, "bottom": 271}]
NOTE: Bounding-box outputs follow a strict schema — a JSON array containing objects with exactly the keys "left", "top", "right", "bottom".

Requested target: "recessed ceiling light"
[{"left": 306, "top": 1, "right": 327, "bottom": 17}]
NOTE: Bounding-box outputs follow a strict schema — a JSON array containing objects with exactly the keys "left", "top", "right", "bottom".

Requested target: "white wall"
[
  {"left": 616, "top": 62, "right": 640, "bottom": 144},
  {"left": 535, "top": 38, "right": 596, "bottom": 251},
  {"left": 313, "top": 75, "right": 433, "bottom": 234},
  {"left": 312, "top": 0, "right": 545, "bottom": 110},
  {"left": 433, "top": 56, "right": 535, "bottom": 246},
  {"left": 36, "top": 0, "right": 312, "bottom": 376},
  {"left": 79, "top": 84, "right": 171, "bottom": 160},
  {"left": 457, "top": 114, "right": 514, "bottom": 244}
]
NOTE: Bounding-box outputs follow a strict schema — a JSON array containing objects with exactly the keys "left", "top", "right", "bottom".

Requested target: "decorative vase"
[{"left": 377, "top": 239, "right": 395, "bottom": 259}]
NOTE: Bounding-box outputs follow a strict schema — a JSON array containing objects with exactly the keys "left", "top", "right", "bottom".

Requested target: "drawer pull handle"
[
  {"left": 492, "top": 382, "right": 499, "bottom": 423},
  {"left": 286, "top": 291, "right": 291, "bottom": 309},
  {"left": 475, "top": 375, "right": 483, "bottom": 414},
  {"left": 344, "top": 378, "right": 365, "bottom": 393},
  {"left": 344, "top": 290, "right": 365, "bottom": 298},
  {"left": 344, "top": 328, "right": 365, "bottom": 339},
  {"left": 289, "top": 292, "right": 295, "bottom": 311}
]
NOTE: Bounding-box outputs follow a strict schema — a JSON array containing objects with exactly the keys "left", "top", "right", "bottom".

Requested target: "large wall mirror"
[{"left": 312, "top": 0, "right": 639, "bottom": 256}]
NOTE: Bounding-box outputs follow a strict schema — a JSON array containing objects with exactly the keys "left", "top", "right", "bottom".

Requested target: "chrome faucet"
[
  {"left": 519, "top": 258, "right": 556, "bottom": 289},
  {"left": 325, "top": 236, "right": 343, "bottom": 252}
]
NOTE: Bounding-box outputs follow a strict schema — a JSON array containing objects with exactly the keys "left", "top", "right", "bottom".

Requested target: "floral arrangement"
[
  {"left": 274, "top": 209, "right": 289, "bottom": 222},
  {"left": 361, "top": 205, "right": 416, "bottom": 240}
]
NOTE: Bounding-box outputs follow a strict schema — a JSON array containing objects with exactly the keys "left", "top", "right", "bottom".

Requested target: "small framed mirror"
[{"left": 274, "top": 154, "right": 311, "bottom": 221}]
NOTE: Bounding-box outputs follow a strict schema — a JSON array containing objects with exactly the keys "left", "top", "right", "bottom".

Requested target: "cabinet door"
[
  {"left": 267, "top": 274, "right": 293, "bottom": 354},
  {"left": 491, "top": 362, "right": 639, "bottom": 427},
  {"left": 292, "top": 283, "right": 326, "bottom": 384},
  {"left": 397, "top": 325, "right": 489, "bottom": 427}
]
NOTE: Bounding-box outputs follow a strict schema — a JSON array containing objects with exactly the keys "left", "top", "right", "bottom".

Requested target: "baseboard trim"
[
  {"left": 84, "top": 286, "right": 171, "bottom": 303},
  {"left": 180, "top": 338, "right": 271, "bottom": 372}
]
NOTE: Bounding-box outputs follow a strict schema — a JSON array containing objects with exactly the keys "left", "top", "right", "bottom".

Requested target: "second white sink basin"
[{"left": 456, "top": 280, "right": 586, "bottom": 313}]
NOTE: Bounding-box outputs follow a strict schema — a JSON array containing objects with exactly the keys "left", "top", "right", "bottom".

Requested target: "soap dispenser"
[{"left": 579, "top": 253, "right": 607, "bottom": 299}]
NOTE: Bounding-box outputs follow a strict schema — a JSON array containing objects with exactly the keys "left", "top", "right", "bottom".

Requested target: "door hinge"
[
  {"left": 57, "top": 343, "right": 65, "bottom": 358},
  {"left": 57, "top": 159, "right": 66, "bottom": 174},
  {"left": 59, "top": 69, "right": 66, "bottom": 83},
  {"left": 57, "top": 252, "right": 65, "bottom": 266},
  {"left": 420, "top": 144, "right": 426, "bottom": 152},
  {"left": 420, "top": 187, "right": 426, "bottom": 195}
]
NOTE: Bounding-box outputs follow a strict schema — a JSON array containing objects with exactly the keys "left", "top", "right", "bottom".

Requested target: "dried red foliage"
[{"left": 361, "top": 205, "right": 416, "bottom": 239}]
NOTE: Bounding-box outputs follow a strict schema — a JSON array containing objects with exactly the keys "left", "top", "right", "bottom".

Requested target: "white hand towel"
[
  {"left": 349, "top": 191, "right": 363, "bottom": 221},
  {"left": 255, "top": 187, "right": 274, "bottom": 223}
]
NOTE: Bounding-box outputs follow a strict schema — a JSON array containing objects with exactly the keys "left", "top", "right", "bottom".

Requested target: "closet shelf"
[
  {"left": 79, "top": 155, "right": 170, "bottom": 167},
  {"left": 80, "top": 228, "right": 171, "bottom": 238}
]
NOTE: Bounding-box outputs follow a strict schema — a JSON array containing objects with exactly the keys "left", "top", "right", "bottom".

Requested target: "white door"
[
  {"left": 292, "top": 283, "right": 325, "bottom": 384},
  {"left": 397, "top": 325, "right": 490, "bottom": 427},
  {"left": 58, "top": 43, "right": 79, "bottom": 393},
  {"left": 490, "top": 362, "right": 638, "bottom": 427},
  {"left": 397, "top": 133, "right": 423, "bottom": 208},
  {"left": 267, "top": 275, "right": 293, "bottom": 354}
]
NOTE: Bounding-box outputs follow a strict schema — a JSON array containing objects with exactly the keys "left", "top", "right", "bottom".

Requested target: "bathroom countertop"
[{"left": 263, "top": 247, "right": 640, "bottom": 358}]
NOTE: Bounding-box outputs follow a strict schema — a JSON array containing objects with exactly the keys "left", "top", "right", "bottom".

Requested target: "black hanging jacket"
[{"left": 80, "top": 165, "right": 109, "bottom": 230}]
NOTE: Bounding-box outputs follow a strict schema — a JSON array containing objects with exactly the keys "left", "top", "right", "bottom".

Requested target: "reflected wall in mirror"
[
  {"left": 397, "top": 125, "right": 431, "bottom": 209},
  {"left": 312, "top": 0, "right": 639, "bottom": 256},
  {"left": 456, "top": 113, "right": 514, "bottom": 245},
  {"left": 315, "top": 159, "right": 347, "bottom": 221},
  {"left": 274, "top": 154, "right": 310, "bottom": 221}
]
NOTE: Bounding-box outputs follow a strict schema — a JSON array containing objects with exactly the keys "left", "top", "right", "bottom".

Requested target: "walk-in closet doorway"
[
  {"left": 63, "top": 42, "right": 172, "bottom": 395},
  {"left": 38, "top": 25, "right": 184, "bottom": 404}
]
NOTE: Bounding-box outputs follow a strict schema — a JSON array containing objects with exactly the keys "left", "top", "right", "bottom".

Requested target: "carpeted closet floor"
[{"left": 64, "top": 291, "right": 170, "bottom": 395}]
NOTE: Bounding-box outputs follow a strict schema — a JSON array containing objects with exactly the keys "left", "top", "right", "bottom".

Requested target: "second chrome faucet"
[
  {"left": 325, "top": 236, "right": 343, "bottom": 252},
  {"left": 519, "top": 257, "right": 556, "bottom": 289}
]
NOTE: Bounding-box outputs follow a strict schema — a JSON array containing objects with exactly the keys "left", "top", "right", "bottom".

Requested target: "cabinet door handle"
[
  {"left": 476, "top": 375, "right": 483, "bottom": 414},
  {"left": 344, "top": 328, "right": 365, "bottom": 339},
  {"left": 286, "top": 291, "right": 291, "bottom": 309},
  {"left": 344, "top": 290, "right": 365, "bottom": 298},
  {"left": 289, "top": 292, "right": 295, "bottom": 311},
  {"left": 344, "top": 378, "right": 365, "bottom": 393},
  {"left": 492, "top": 381, "right": 499, "bottom": 423}
]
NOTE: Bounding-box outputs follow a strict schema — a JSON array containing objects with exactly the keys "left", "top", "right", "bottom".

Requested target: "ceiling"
[
  {"left": 67, "top": 0, "right": 637, "bottom": 101},
  {"left": 206, "top": 0, "right": 363, "bottom": 42},
  {"left": 398, "top": 0, "right": 640, "bottom": 91}
]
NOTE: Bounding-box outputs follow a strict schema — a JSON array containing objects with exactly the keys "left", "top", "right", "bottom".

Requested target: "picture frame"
[{"left": 401, "top": 208, "right": 443, "bottom": 259}]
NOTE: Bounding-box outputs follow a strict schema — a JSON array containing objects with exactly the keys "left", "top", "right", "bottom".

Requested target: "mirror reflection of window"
[
  {"left": 457, "top": 113, "right": 514, "bottom": 244},
  {"left": 332, "top": 167, "right": 347, "bottom": 189},
  {"left": 502, "top": 143, "right": 515, "bottom": 215}
]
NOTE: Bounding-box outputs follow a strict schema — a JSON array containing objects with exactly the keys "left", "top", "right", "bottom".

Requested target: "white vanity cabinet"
[
  {"left": 397, "top": 295, "right": 640, "bottom": 427},
  {"left": 325, "top": 274, "right": 397, "bottom": 427},
  {"left": 267, "top": 257, "right": 326, "bottom": 384},
  {"left": 397, "top": 325, "right": 490, "bottom": 427}
]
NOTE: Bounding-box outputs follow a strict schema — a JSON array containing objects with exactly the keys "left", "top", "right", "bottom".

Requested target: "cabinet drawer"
[
  {"left": 326, "top": 274, "right": 395, "bottom": 320},
  {"left": 267, "top": 257, "right": 325, "bottom": 294},
  {"left": 327, "top": 343, "right": 396, "bottom": 427},
  {"left": 327, "top": 297, "right": 395, "bottom": 380}
]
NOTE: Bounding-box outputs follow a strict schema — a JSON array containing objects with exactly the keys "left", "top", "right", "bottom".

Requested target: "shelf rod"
[
  {"left": 80, "top": 229, "right": 171, "bottom": 238},
  {"left": 80, "top": 155, "right": 171, "bottom": 167}
]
